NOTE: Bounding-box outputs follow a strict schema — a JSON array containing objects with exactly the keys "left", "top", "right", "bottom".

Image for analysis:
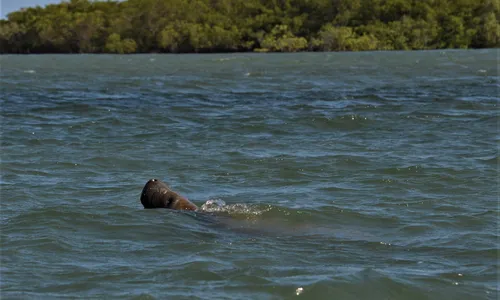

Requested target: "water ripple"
[{"left": 1, "top": 50, "right": 497, "bottom": 299}]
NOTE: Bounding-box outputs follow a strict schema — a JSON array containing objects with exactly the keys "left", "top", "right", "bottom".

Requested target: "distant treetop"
[{"left": 1, "top": 0, "right": 498, "bottom": 53}]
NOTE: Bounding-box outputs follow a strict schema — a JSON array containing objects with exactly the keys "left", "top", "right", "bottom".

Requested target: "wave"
[
  {"left": 295, "top": 114, "right": 372, "bottom": 131},
  {"left": 200, "top": 199, "right": 270, "bottom": 216}
]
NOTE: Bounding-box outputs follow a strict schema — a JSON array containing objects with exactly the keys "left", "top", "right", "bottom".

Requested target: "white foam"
[{"left": 200, "top": 199, "right": 268, "bottom": 216}]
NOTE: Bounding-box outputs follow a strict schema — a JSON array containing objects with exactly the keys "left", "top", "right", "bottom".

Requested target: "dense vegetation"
[{"left": 1, "top": 0, "right": 498, "bottom": 53}]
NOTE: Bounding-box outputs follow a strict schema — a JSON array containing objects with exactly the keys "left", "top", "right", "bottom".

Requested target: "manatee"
[
  {"left": 140, "top": 179, "right": 198, "bottom": 211},
  {"left": 139, "top": 179, "right": 378, "bottom": 241}
]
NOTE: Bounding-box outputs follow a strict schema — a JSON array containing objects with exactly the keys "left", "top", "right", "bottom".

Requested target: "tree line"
[{"left": 0, "top": 0, "right": 498, "bottom": 54}]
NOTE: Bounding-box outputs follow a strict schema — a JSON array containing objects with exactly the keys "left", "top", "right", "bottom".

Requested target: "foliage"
[
  {"left": 0, "top": 0, "right": 498, "bottom": 53},
  {"left": 258, "top": 25, "right": 308, "bottom": 52},
  {"left": 104, "top": 33, "right": 136, "bottom": 54}
]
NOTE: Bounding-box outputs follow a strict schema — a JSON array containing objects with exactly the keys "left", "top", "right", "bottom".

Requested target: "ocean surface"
[{"left": 0, "top": 50, "right": 498, "bottom": 299}]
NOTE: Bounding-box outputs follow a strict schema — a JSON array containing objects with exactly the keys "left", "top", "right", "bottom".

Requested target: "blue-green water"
[{"left": 1, "top": 50, "right": 498, "bottom": 299}]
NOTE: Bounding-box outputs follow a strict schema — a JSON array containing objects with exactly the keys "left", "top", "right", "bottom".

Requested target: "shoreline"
[{"left": 0, "top": 48, "right": 495, "bottom": 55}]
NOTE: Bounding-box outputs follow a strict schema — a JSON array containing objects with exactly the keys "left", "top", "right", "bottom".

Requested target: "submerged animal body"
[
  {"left": 140, "top": 179, "right": 198, "bottom": 211},
  {"left": 139, "top": 179, "right": 367, "bottom": 239}
]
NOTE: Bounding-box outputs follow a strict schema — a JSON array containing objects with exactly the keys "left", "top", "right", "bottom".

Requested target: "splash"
[
  {"left": 200, "top": 199, "right": 269, "bottom": 216},
  {"left": 200, "top": 199, "right": 226, "bottom": 211}
]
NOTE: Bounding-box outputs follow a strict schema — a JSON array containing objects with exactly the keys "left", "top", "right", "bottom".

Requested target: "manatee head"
[{"left": 140, "top": 179, "right": 198, "bottom": 211}]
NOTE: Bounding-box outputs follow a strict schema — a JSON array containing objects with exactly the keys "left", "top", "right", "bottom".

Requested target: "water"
[{"left": 1, "top": 50, "right": 498, "bottom": 299}]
